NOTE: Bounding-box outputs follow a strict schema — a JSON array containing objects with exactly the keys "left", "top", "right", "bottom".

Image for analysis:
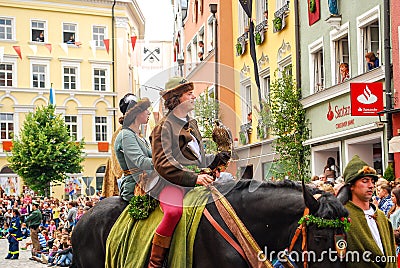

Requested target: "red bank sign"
[{"left": 350, "top": 82, "right": 384, "bottom": 116}]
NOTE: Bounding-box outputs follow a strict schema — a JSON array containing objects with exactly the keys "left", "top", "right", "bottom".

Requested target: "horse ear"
[
  {"left": 302, "top": 179, "right": 319, "bottom": 214},
  {"left": 336, "top": 184, "right": 351, "bottom": 205}
]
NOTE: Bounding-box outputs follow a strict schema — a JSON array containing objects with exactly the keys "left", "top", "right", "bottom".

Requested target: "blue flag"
[{"left": 49, "top": 83, "right": 55, "bottom": 105}]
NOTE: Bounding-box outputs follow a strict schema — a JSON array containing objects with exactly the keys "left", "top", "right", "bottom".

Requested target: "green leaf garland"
[
  {"left": 299, "top": 215, "right": 351, "bottom": 232},
  {"left": 128, "top": 194, "right": 159, "bottom": 220}
]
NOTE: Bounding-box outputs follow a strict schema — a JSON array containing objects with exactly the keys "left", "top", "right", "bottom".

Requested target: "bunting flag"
[
  {"left": 45, "top": 43, "right": 52, "bottom": 53},
  {"left": 131, "top": 36, "right": 137, "bottom": 52},
  {"left": 103, "top": 39, "right": 110, "bottom": 54},
  {"left": 0, "top": 47, "right": 4, "bottom": 63},
  {"left": 49, "top": 83, "right": 55, "bottom": 105},
  {"left": 60, "top": 43, "right": 69, "bottom": 55},
  {"left": 238, "top": 0, "right": 263, "bottom": 111},
  {"left": 89, "top": 40, "right": 97, "bottom": 58},
  {"left": 28, "top": 45, "right": 38, "bottom": 55},
  {"left": 13, "top": 46, "right": 22, "bottom": 59}
]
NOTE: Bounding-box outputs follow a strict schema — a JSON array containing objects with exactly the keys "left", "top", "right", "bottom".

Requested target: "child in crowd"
[
  {"left": 48, "top": 220, "right": 57, "bottom": 236},
  {"left": 21, "top": 222, "right": 30, "bottom": 239},
  {"left": 0, "top": 222, "right": 8, "bottom": 238}
]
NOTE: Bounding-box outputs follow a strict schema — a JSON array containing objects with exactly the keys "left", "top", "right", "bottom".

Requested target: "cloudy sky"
[{"left": 137, "top": 0, "right": 174, "bottom": 41}]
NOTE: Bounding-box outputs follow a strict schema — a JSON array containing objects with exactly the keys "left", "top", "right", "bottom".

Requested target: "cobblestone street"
[{"left": 0, "top": 238, "right": 46, "bottom": 268}]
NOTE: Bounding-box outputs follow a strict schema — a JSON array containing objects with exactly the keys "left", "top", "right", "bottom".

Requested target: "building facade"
[
  {"left": 0, "top": 0, "right": 144, "bottom": 198},
  {"left": 233, "top": 0, "right": 297, "bottom": 180},
  {"left": 299, "top": 0, "right": 388, "bottom": 177}
]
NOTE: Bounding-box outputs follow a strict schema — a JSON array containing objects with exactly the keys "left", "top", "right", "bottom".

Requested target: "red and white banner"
[{"left": 350, "top": 82, "right": 384, "bottom": 116}]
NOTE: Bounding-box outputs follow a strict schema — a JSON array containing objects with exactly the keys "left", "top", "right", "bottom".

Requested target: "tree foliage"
[
  {"left": 194, "top": 92, "right": 219, "bottom": 153},
  {"left": 7, "top": 105, "right": 85, "bottom": 195},
  {"left": 269, "top": 72, "right": 310, "bottom": 181}
]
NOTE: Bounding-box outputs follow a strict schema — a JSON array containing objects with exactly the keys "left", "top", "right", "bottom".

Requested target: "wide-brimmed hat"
[
  {"left": 32, "top": 200, "right": 40, "bottom": 206},
  {"left": 123, "top": 98, "right": 151, "bottom": 127},
  {"left": 343, "top": 155, "right": 378, "bottom": 184},
  {"left": 119, "top": 93, "right": 138, "bottom": 115},
  {"left": 160, "top": 76, "right": 194, "bottom": 100}
]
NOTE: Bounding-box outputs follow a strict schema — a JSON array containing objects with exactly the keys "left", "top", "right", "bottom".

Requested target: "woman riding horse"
[{"left": 148, "top": 77, "right": 229, "bottom": 267}]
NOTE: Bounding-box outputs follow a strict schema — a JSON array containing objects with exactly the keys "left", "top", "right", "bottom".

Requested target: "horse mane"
[{"left": 214, "top": 179, "right": 348, "bottom": 219}]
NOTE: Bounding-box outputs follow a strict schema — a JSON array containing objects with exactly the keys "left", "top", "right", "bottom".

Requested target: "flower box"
[
  {"left": 98, "top": 142, "right": 109, "bottom": 152},
  {"left": 2, "top": 140, "right": 13, "bottom": 151}
]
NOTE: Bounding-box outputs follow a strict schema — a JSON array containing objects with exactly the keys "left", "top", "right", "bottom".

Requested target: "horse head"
[{"left": 300, "top": 183, "right": 349, "bottom": 268}]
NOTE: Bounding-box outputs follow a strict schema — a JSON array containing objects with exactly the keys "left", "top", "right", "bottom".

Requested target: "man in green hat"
[
  {"left": 342, "top": 155, "right": 396, "bottom": 267},
  {"left": 24, "top": 201, "right": 42, "bottom": 260}
]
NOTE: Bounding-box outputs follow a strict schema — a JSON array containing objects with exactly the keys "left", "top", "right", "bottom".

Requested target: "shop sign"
[
  {"left": 326, "top": 102, "right": 355, "bottom": 130},
  {"left": 350, "top": 82, "right": 384, "bottom": 116}
]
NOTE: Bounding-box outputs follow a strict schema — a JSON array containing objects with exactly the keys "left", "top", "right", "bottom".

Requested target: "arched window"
[{"left": 95, "top": 165, "right": 106, "bottom": 192}]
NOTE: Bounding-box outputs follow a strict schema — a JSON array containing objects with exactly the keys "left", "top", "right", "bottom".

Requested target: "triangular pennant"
[
  {"left": 28, "top": 45, "right": 38, "bottom": 55},
  {"left": 12, "top": 46, "right": 22, "bottom": 59},
  {"left": 45, "top": 43, "right": 52, "bottom": 53},
  {"left": 104, "top": 39, "right": 110, "bottom": 54},
  {"left": 0, "top": 47, "right": 4, "bottom": 63},
  {"left": 89, "top": 40, "right": 97, "bottom": 58},
  {"left": 117, "top": 38, "right": 124, "bottom": 53},
  {"left": 60, "top": 43, "right": 69, "bottom": 55},
  {"left": 131, "top": 36, "right": 137, "bottom": 52}
]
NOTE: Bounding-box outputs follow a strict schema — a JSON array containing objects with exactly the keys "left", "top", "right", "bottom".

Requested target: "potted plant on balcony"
[
  {"left": 98, "top": 141, "right": 109, "bottom": 152},
  {"left": 255, "top": 31, "right": 262, "bottom": 45},
  {"left": 236, "top": 42, "right": 243, "bottom": 56},
  {"left": 273, "top": 17, "right": 282, "bottom": 31},
  {"left": 2, "top": 140, "right": 13, "bottom": 151},
  {"left": 309, "top": 0, "right": 316, "bottom": 13}
]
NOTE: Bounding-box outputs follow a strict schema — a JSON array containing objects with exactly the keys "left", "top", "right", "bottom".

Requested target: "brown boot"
[{"left": 148, "top": 233, "right": 172, "bottom": 268}]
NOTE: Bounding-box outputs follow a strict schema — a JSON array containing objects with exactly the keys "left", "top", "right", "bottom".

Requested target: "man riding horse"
[{"left": 148, "top": 77, "right": 230, "bottom": 267}]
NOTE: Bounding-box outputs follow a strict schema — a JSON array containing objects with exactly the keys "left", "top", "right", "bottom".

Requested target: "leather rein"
[{"left": 203, "top": 186, "right": 316, "bottom": 268}]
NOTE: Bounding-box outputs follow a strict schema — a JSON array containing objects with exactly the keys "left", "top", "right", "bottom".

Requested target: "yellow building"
[
  {"left": 0, "top": 0, "right": 144, "bottom": 198},
  {"left": 233, "top": 0, "right": 297, "bottom": 180}
]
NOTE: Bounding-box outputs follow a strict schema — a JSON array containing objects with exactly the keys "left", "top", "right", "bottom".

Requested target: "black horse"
[{"left": 72, "top": 180, "right": 348, "bottom": 268}]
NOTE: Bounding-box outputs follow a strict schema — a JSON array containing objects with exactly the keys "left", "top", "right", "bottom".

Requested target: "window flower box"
[
  {"left": 98, "top": 142, "right": 109, "bottom": 152},
  {"left": 2, "top": 141, "right": 13, "bottom": 152}
]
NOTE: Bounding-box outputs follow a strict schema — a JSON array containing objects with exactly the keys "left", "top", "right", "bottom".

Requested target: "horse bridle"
[{"left": 288, "top": 206, "right": 347, "bottom": 268}]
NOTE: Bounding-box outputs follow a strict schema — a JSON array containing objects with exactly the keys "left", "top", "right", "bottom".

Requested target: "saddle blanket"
[{"left": 105, "top": 186, "right": 210, "bottom": 268}]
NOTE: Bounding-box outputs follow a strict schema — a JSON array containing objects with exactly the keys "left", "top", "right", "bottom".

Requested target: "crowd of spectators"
[{"left": 0, "top": 191, "right": 104, "bottom": 266}]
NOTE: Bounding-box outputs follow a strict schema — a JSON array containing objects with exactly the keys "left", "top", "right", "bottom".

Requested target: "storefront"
[{"left": 304, "top": 89, "right": 386, "bottom": 179}]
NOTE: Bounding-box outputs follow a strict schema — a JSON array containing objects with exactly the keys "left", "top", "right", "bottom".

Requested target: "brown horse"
[{"left": 72, "top": 180, "right": 348, "bottom": 267}]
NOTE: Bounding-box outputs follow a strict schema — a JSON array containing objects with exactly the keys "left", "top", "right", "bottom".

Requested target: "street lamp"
[{"left": 209, "top": 3, "right": 218, "bottom": 119}]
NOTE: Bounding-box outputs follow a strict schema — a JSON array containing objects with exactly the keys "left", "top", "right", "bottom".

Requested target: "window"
[
  {"left": 186, "top": 44, "right": 192, "bottom": 72},
  {"left": 256, "top": 0, "right": 268, "bottom": 24},
  {"left": 334, "top": 36, "right": 349, "bottom": 84},
  {"left": 93, "top": 68, "right": 106, "bottom": 91},
  {"left": 276, "top": 0, "right": 286, "bottom": 10},
  {"left": 262, "top": 75, "right": 270, "bottom": 101},
  {"left": 32, "top": 64, "right": 46, "bottom": 88},
  {"left": 312, "top": 50, "right": 324, "bottom": 92},
  {"left": 0, "top": 63, "right": 13, "bottom": 87},
  {"left": 65, "top": 115, "right": 77, "bottom": 141},
  {"left": 0, "top": 113, "right": 13, "bottom": 140},
  {"left": 63, "top": 67, "right": 77, "bottom": 90},
  {"left": 357, "top": 6, "right": 381, "bottom": 74},
  {"left": 362, "top": 21, "right": 380, "bottom": 72},
  {"left": 31, "top": 20, "right": 46, "bottom": 42},
  {"left": 93, "top": 26, "right": 106, "bottom": 48},
  {"left": 238, "top": 4, "right": 249, "bottom": 34},
  {"left": 207, "top": 16, "right": 214, "bottom": 52},
  {"left": 308, "top": 38, "right": 323, "bottom": 94},
  {"left": 243, "top": 84, "right": 252, "bottom": 121},
  {"left": 63, "top": 23, "right": 76, "bottom": 44},
  {"left": 95, "top": 116, "right": 107, "bottom": 141},
  {"left": 0, "top": 17, "right": 13, "bottom": 40}
]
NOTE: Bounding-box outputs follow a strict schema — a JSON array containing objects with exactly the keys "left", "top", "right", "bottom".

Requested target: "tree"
[
  {"left": 194, "top": 92, "right": 219, "bottom": 153},
  {"left": 7, "top": 105, "right": 85, "bottom": 195},
  {"left": 269, "top": 72, "right": 310, "bottom": 181}
]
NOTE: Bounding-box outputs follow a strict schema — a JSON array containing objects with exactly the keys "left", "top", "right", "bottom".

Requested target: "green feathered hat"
[
  {"left": 343, "top": 155, "right": 378, "bottom": 184},
  {"left": 160, "top": 76, "right": 193, "bottom": 100}
]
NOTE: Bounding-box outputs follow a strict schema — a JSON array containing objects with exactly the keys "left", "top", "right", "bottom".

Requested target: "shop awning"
[{"left": 389, "top": 136, "right": 400, "bottom": 153}]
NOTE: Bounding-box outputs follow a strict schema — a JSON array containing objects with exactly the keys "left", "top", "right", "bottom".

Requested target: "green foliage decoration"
[
  {"left": 299, "top": 215, "right": 351, "bottom": 232},
  {"left": 255, "top": 31, "right": 262, "bottom": 45},
  {"left": 194, "top": 93, "right": 219, "bottom": 154},
  {"left": 7, "top": 105, "right": 85, "bottom": 195},
  {"left": 128, "top": 194, "right": 159, "bottom": 220},
  {"left": 236, "top": 43, "right": 243, "bottom": 56},
  {"left": 384, "top": 163, "right": 395, "bottom": 181},
  {"left": 268, "top": 71, "right": 310, "bottom": 181}
]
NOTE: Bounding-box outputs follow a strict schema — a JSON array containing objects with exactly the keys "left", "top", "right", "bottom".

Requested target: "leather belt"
[{"left": 123, "top": 168, "right": 140, "bottom": 176}]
